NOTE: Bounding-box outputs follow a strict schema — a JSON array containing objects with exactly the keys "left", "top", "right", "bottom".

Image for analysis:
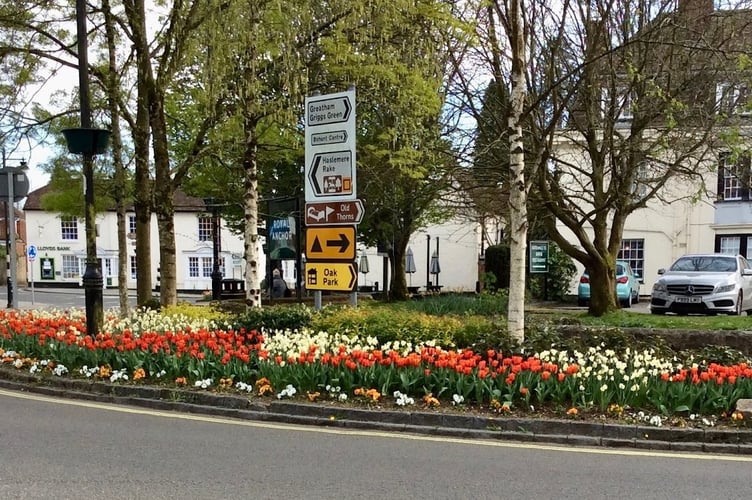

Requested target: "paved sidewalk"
[{"left": 1, "top": 367, "right": 751, "bottom": 456}]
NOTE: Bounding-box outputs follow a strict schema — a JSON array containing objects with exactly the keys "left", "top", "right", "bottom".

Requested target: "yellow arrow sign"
[
  {"left": 305, "top": 226, "right": 356, "bottom": 261},
  {"left": 305, "top": 262, "right": 357, "bottom": 291}
]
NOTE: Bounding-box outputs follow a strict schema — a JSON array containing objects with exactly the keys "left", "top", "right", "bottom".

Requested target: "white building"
[
  {"left": 23, "top": 186, "right": 246, "bottom": 291},
  {"left": 357, "top": 218, "right": 482, "bottom": 293}
]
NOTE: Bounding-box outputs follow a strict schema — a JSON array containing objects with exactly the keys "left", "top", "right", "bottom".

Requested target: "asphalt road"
[
  {"left": 1, "top": 389, "right": 750, "bottom": 500},
  {"left": 0, "top": 286, "right": 202, "bottom": 311}
]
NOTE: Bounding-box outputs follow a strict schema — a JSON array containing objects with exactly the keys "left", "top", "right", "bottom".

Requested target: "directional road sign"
[
  {"left": 27, "top": 245, "right": 37, "bottom": 261},
  {"left": 305, "top": 89, "right": 356, "bottom": 202},
  {"left": 307, "top": 95, "right": 353, "bottom": 126},
  {"left": 306, "top": 226, "right": 356, "bottom": 261},
  {"left": 305, "top": 262, "right": 357, "bottom": 291},
  {"left": 307, "top": 151, "right": 353, "bottom": 198},
  {"left": 305, "top": 200, "right": 364, "bottom": 226},
  {"left": 310, "top": 130, "right": 348, "bottom": 147}
]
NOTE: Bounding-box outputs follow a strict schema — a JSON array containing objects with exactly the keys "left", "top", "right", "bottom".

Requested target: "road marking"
[{"left": 2, "top": 388, "right": 751, "bottom": 462}]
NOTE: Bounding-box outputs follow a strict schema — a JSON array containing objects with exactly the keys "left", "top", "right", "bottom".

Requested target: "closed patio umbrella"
[
  {"left": 359, "top": 254, "right": 370, "bottom": 285},
  {"left": 405, "top": 247, "right": 416, "bottom": 285},
  {"left": 430, "top": 250, "right": 441, "bottom": 287}
]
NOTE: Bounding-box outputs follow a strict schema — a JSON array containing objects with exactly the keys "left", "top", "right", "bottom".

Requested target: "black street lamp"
[
  {"left": 62, "top": 0, "right": 111, "bottom": 337},
  {"left": 203, "top": 198, "right": 223, "bottom": 300},
  {"left": 1, "top": 152, "right": 29, "bottom": 309}
]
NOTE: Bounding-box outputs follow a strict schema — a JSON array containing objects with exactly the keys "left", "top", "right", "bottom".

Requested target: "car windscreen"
[{"left": 669, "top": 256, "right": 737, "bottom": 272}]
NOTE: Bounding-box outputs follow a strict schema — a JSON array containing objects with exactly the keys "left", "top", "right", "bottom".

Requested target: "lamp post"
[
  {"left": 62, "top": 0, "right": 111, "bottom": 337},
  {"left": 1, "top": 151, "right": 29, "bottom": 309},
  {"left": 203, "top": 198, "right": 223, "bottom": 300}
]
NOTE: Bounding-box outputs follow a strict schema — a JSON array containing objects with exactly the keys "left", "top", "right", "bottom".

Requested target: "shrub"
[
  {"left": 527, "top": 243, "right": 577, "bottom": 301},
  {"left": 161, "top": 302, "right": 230, "bottom": 326},
  {"left": 310, "top": 306, "right": 459, "bottom": 348},
  {"left": 397, "top": 292, "right": 508, "bottom": 317},
  {"left": 450, "top": 316, "right": 513, "bottom": 352},
  {"left": 232, "top": 304, "right": 314, "bottom": 333},
  {"left": 484, "top": 244, "right": 510, "bottom": 290}
]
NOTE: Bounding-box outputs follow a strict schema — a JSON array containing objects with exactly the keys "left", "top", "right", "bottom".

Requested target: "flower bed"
[{"left": 0, "top": 308, "right": 749, "bottom": 427}]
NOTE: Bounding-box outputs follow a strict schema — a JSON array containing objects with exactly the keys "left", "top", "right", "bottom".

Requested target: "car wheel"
[
  {"left": 577, "top": 299, "right": 586, "bottom": 307},
  {"left": 632, "top": 292, "right": 639, "bottom": 304},
  {"left": 650, "top": 309, "right": 666, "bottom": 315},
  {"left": 621, "top": 298, "right": 631, "bottom": 308}
]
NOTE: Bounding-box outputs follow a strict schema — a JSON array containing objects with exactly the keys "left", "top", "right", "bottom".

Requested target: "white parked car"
[{"left": 650, "top": 254, "right": 752, "bottom": 315}]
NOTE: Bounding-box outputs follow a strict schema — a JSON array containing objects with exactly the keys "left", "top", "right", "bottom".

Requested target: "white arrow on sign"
[
  {"left": 307, "top": 151, "right": 353, "bottom": 197},
  {"left": 307, "top": 96, "right": 352, "bottom": 127},
  {"left": 305, "top": 200, "right": 365, "bottom": 226}
]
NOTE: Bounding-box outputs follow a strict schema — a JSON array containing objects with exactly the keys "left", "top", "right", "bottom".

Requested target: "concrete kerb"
[{"left": 2, "top": 367, "right": 752, "bottom": 455}]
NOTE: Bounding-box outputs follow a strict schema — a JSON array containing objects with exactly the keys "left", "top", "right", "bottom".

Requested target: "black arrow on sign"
[
  {"left": 342, "top": 98, "right": 351, "bottom": 122},
  {"left": 309, "top": 155, "right": 322, "bottom": 194},
  {"left": 348, "top": 264, "right": 357, "bottom": 289},
  {"left": 326, "top": 233, "right": 351, "bottom": 253}
]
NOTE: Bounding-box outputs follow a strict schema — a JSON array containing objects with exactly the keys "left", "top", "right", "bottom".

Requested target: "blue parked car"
[{"left": 577, "top": 261, "right": 640, "bottom": 308}]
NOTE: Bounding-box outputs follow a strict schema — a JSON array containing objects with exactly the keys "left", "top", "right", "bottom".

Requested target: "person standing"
[{"left": 271, "top": 268, "right": 288, "bottom": 298}]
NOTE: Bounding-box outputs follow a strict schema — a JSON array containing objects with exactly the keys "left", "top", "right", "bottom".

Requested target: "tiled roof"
[{"left": 23, "top": 184, "right": 207, "bottom": 212}]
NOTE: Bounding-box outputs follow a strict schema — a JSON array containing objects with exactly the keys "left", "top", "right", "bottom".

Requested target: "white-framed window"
[
  {"left": 186, "top": 254, "right": 226, "bottom": 279},
  {"left": 189, "top": 256, "right": 199, "bottom": 277},
  {"left": 601, "top": 86, "right": 634, "bottom": 121},
  {"left": 62, "top": 255, "right": 80, "bottom": 279},
  {"left": 617, "top": 239, "right": 644, "bottom": 281},
  {"left": 720, "top": 236, "right": 741, "bottom": 256},
  {"left": 60, "top": 216, "right": 78, "bottom": 240},
  {"left": 719, "top": 153, "right": 749, "bottom": 201},
  {"left": 630, "top": 161, "right": 652, "bottom": 200},
  {"left": 130, "top": 255, "right": 137, "bottom": 280},
  {"left": 201, "top": 257, "right": 213, "bottom": 277},
  {"left": 716, "top": 82, "right": 750, "bottom": 116},
  {"left": 198, "top": 216, "right": 213, "bottom": 242},
  {"left": 128, "top": 215, "right": 137, "bottom": 235},
  {"left": 747, "top": 237, "right": 752, "bottom": 260}
]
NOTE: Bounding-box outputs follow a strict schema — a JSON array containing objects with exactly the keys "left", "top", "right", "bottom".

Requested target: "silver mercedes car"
[{"left": 650, "top": 254, "right": 752, "bottom": 315}]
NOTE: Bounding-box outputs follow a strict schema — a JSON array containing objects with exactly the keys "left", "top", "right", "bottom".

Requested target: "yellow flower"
[
  {"left": 365, "top": 389, "right": 381, "bottom": 402},
  {"left": 567, "top": 407, "right": 578, "bottom": 416},
  {"left": 133, "top": 368, "right": 146, "bottom": 381},
  {"left": 423, "top": 393, "right": 440, "bottom": 407},
  {"left": 307, "top": 392, "right": 321, "bottom": 402},
  {"left": 258, "top": 384, "right": 274, "bottom": 396}
]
